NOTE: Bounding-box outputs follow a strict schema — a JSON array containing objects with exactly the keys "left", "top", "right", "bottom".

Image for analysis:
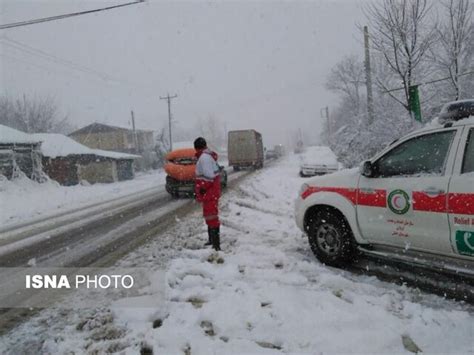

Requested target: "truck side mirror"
[{"left": 361, "top": 161, "right": 375, "bottom": 178}]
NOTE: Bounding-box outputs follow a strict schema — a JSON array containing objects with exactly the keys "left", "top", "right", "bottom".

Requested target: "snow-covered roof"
[
  {"left": 0, "top": 124, "right": 41, "bottom": 145},
  {"left": 33, "top": 133, "right": 93, "bottom": 157},
  {"left": 32, "top": 133, "right": 140, "bottom": 160},
  {"left": 70, "top": 122, "right": 153, "bottom": 136}
]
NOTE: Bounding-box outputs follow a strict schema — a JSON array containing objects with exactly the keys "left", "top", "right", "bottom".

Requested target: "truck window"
[
  {"left": 462, "top": 129, "right": 474, "bottom": 174},
  {"left": 374, "top": 130, "right": 455, "bottom": 178}
]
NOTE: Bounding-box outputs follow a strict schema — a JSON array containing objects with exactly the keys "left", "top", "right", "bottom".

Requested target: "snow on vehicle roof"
[
  {"left": 441, "top": 98, "right": 474, "bottom": 108},
  {"left": 301, "top": 146, "right": 338, "bottom": 165},
  {"left": 439, "top": 99, "right": 474, "bottom": 121},
  {"left": 0, "top": 124, "right": 41, "bottom": 145},
  {"left": 413, "top": 115, "right": 474, "bottom": 135},
  {"left": 452, "top": 115, "right": 474, "bottom": 126},
  {"left": 32, "top": 133, "right": 139, "bottom": 159}
]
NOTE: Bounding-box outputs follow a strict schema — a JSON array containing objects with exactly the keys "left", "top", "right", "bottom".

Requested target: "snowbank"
[{"left": 0, "top": 170, "right": 165, "bottom": 227}]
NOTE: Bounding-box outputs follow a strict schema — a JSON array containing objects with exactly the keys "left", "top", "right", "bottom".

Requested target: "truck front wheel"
[{"left": 305, "top": 208, "right": 356, "bottom": 267}]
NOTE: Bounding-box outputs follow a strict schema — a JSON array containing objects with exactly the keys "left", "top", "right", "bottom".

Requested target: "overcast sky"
[{"left": 1, "top": 0, "right": 367, "bottom": 147}]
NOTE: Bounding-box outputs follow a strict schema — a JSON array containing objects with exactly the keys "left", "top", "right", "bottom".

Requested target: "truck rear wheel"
[
  {"left": 233, "top": 166, "right": 240, "bottom": 172},
  {"left": 306, "top": 208, "right": 356, "bottom": 267}
]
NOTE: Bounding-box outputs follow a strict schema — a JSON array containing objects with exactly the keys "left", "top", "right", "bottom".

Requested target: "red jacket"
[{"left": 195, "top": 149, "right": 221, "bottom": 203}]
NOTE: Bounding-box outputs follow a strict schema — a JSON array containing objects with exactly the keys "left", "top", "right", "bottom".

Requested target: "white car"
[
  {"left": 295, "top": 116, "right": 474, "bottom": 277},
  {"left": 299, "top": 146, "right": 339, "bottom": 177}
]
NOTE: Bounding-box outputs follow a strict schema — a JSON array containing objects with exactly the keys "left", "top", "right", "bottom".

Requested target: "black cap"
[{"left": 194, "top": 137, "right": 207, "bottom": 150}]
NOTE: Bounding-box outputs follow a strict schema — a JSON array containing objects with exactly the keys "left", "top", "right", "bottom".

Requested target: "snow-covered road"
[{"left": 1, "top": 157, "right": 473, "bottom": 354}]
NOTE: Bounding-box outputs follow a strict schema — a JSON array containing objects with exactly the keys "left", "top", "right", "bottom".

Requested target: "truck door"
[
  {"left": 357, "top": 129, "right": 460, "bottom": 254},
  {"left": 448, "top": 127, "right": 474, "bottom": 258}
]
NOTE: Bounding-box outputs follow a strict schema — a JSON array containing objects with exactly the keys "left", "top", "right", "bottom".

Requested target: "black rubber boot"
[
  {"left": 204, "top": 227, "right": 212, "bottom": 247},
  {"left": 211, "top": 227, "right": 221, "bottom": 251}
]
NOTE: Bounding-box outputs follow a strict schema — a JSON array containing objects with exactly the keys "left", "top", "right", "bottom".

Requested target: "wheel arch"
[
  {"left": 301, "top": 192, "right": 367, "bottom": 245},
  {"left": 304, "top": 205, "right": 346, "bottom": 229}
]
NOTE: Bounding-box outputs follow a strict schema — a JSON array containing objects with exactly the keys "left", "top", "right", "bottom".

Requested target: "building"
[
  {"left": 33, "top": 133, "right": 139, "bottom": 185},
  {"left": 68, "top": 122, "right": 154, "bottom": 154},
  {"left": 0, "top": 124, "right": 43, "bottom": 180}
]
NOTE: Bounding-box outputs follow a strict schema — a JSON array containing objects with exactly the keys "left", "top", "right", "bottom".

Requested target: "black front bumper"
[
  {"left": 165, "top": 176, "right": 195, "bottom": 196},
  {"left": 165, "top": 170, "right": 228, "bottom": 197}
]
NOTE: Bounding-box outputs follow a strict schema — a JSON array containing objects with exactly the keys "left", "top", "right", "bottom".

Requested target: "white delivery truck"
[{"left": 228, "top": 129, "right": 264, "bottom": 171}]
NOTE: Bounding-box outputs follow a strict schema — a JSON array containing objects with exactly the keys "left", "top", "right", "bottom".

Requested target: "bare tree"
[
  {"left": 195, "top": 114, "right": 226, "bottom": 149},
  {"left": 154, "top": 126, "right": 169, "bottom": 167},
  {"left": 365, "top": 0, "right": 436, "bottom": 111},
  {"left": 0, "top": 94, "right": 73, "bottom": 134},
  {"left": 430, "top": 0, "right": 473, "bottom": 100},
  {"left": 325, "top": 55, "right": 365, "bottom": 115}
]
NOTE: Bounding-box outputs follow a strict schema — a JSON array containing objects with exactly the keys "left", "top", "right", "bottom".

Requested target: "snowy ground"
[
  {"left": 0, "top": 169, "right": 166, "bottom": 227},
  {"left": 1, "top": 157, "right": 473, "bottom": 354}
]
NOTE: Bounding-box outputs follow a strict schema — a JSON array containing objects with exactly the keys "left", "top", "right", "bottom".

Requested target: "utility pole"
[
  {"left": 320, "top": 106, "right": 330, "bottom": 133},
  {"left": 160, "top": 93, "right": 178, "bottom": 151},
  {"left": 223, "top": 121, "right": 228, "bottom": 147},
  {"left": 325, "top": 106, "right": 330, "bottom": 134},
  {"left": 364, "top": 26, "right": 374, "bottom": 125},
  {"left": 320, "top": 106, "right": 330, "bottom": 145},
  {"left": 131, "top": 110, "right": 139, "bottom": 153}
]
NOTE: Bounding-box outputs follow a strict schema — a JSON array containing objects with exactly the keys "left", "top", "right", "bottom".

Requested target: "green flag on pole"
[{"left": 409, "top": 85, "right": 422, "bottom": 122}]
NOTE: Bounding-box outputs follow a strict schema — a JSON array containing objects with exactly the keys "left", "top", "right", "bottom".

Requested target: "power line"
[
  {"left": 0, "top": 36, "right": 163, "bottom": 99},
  {"left": 0, "top": 52, "right": 141, "bottom": 106},
  {"left": 0, "top": 1, "right": 144, "bottom": 30},
  {"left": 0, "top": 36, "right": 141, "bottom": 86},
  {"left": 0, "top": 52, "right": 63, "bottom": 75},
  {"left": 383, "top": 71, "right": 474, "bottom": 93},
  {"left": 1, "top": 37, "right": 110, "bottom": 80},
  {"left": 0, "top": 51, "right": 158, "bottom": 111}
]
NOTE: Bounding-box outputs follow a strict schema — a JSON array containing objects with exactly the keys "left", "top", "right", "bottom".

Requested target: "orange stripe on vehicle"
[
  {"left": 357, "top": 189, "right": 387, "bottom": 207},
  {"left": 448, "top": 193, "right": 474, "bottom": 215},
  {"left": 301, "top": 187, "right": 357, "bottom": 204},
  {"left": 412, "top": 191, "right": 448, "bottom": 213}
]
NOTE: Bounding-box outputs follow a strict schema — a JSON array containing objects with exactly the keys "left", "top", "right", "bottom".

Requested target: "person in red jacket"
[{"left": 194, "top": 137, "right": 221, "bottom": 251}]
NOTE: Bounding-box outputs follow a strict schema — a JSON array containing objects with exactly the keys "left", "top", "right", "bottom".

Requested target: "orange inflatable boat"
[
  {"left": 164, "top": 148, "right": 197, "bottom": 181},
  {"left": 164, "top": 147, "right": 228, "bottom": 198}
]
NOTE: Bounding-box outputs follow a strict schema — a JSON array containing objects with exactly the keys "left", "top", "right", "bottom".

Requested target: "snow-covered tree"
[
  {"left": 0, "top": 94, "right": 73, "bottom": 134},
  {"left": 325, "top": 55, "right": 365, "bottom": 116},
  {"left": 195, "top": 114, "right": 226, "bottom": 150},
  {"left": 429, "top": 0, "right": 473, "bottom": 100},
  {"left": 154, "top": 126, "right": 170, "bottom": 168},
  {"left": 365, "top": 0, "right": 436, "bottom": 112}
]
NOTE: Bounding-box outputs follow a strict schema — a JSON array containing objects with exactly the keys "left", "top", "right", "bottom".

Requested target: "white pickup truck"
[{"left": 295, "top": 111, "right": 474, "bottom": 277}]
